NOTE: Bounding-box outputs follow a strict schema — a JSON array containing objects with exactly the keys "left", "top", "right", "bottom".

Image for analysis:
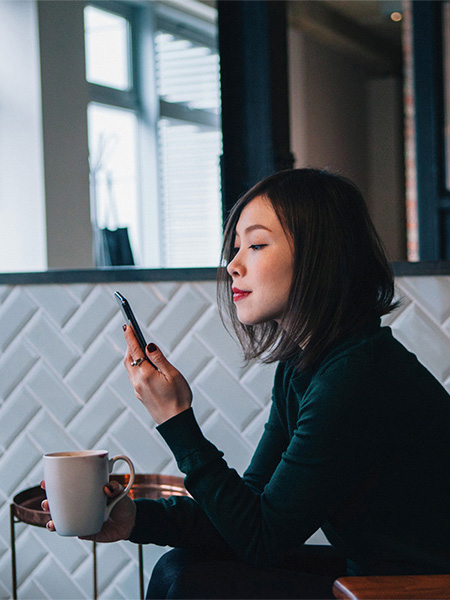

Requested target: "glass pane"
[
  {"left": 155, "top": 23, "right": 223, "bottom": 267},
  {"left": 84, "top": 5, "right": 131, "bottom": 91},
  {"left": 88, "top": 103, "right": 139, "bottom": 264},
  {"left": 155, "top": 31, "right": 221, "bottom": 113},
  {"left": 158, "top": 118, "right": 223, "bottom": 268},
  {"left": 444, "top": 3, "right": 450, "bottom": 191}
]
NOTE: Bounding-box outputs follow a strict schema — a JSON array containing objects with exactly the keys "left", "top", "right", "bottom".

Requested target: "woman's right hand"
[{"left": 40, "top": 480, "right": 137, "bottom": 543}]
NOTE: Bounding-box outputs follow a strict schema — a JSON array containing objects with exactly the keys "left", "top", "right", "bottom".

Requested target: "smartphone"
[{"left": 114, "top": 291, "right": 147, "bottom": 354}]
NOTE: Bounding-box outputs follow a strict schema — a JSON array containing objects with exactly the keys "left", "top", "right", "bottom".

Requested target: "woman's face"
[{"left": 226, "top": 195, "right": 294, "bottom": 326}]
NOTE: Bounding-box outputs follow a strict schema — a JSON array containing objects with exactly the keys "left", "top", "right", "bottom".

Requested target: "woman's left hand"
[{"left": 123, "top": 325, "right": 193, "bottom": 424}]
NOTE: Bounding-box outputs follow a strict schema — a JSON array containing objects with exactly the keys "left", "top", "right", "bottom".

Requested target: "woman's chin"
[
  {"left": 237, "top": 312, "right": 270, "bottom": 327},
  {"left": 236, "top": 313, "right": 256, "bottom": 326}
]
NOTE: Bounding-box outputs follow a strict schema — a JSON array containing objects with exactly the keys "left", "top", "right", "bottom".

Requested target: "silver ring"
[{"left": 130, "top": 357, "right": 145, "bottom": 367}]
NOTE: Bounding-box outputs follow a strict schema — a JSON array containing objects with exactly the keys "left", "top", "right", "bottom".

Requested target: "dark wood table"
[{"left": 333, "top": 574, "right": 450, "bottom": 599}]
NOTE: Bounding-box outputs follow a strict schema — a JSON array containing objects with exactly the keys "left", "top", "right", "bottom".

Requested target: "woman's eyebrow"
[
  {"left": 245, "top": 224, "right": 272, "bottom": 233},
  {"left": 235, "top": 224, "right": 273, "bottom": 236}
]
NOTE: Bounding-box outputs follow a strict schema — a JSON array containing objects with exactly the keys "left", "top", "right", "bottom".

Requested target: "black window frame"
[{"left": 413, "top": 0, "right": 450, "bottom": 260}]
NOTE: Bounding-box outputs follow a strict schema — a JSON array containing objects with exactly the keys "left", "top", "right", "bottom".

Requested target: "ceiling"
[
  {"left": 324, "top": 0, "right": 402, "bottom": 44},
  {"left": 289, "top": 0, "right": 403, "bottom": 75},
  {"left": 199, "top": 0, "right": 404, "bottom": 76}
]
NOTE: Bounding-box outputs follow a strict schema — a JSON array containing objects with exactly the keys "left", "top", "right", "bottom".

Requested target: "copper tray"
[{"left": 12, "top": 474, "right": 188, "bottom": 528}]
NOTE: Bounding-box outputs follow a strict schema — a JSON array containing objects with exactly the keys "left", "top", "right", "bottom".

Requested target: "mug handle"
[{"left": 105, "top": 455, "right": 136, "bottom": 519}]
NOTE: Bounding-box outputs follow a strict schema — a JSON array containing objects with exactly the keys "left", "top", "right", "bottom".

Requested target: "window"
[
  {"left": 84, "top": 1, "right": 222, "bottom": 268},
  {"left": 412, "top": 0, "right": 450, "bottom": 259},
  {"left": 85, "top": 5, "right": 131, "bottom": 90},
  {"left": 88, "top": 103, "right": 140, "bottom": 264},
  {"left": 155, "top": 23, "right": 223, "bottom": 267},
  {"left": 85, "top": 3, "right": 140, "bottom": 266}
]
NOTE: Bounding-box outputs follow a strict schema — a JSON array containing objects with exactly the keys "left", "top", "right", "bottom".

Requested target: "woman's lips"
[{"left": 232, "top": 287, "right": 251, "bottom": 302}]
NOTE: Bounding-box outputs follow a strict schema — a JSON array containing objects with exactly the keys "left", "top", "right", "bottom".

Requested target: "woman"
[{"left": 44, "top": 169, "right": 450, "bottom": 599}]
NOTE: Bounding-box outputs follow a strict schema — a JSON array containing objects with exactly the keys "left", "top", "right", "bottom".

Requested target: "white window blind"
[
  {"left": 155, "top": 29, "right": 223, "bottom": 268},
  {"left": 156, "top": 31, "right": 221, "bottom": 112}
]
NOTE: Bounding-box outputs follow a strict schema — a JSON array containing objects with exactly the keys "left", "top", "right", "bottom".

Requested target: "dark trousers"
[{"left": 146, "top": 545, "right": 347, "bottom": 599}]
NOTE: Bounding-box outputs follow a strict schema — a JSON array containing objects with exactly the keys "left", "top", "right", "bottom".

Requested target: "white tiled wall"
[{"left": 0, "top": 276, "right": 449, "bottom": 599}]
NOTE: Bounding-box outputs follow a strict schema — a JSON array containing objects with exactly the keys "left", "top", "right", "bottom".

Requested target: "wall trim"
[
  {"left": 0, "top": 262, "right": 449, "bottom": 286},
  {"left": 391, "top": 261, "right": 450, "bottom": 276},
  {"left": 0, "top": 267, "right": 219, "bottom": 285}
]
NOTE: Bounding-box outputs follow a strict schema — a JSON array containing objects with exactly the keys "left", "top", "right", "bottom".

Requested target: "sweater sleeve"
[
  {"left": 156, "top": 359, "right": 382, "bottom": 569},
  {"left": 128, "top": 495, "right": 230, "bottom": 550},
  {"left": 128, "top": 411, "right": 233, "bottom": 549},
  {"left": 129, "top": 373, "right": 289, "bottom": 550},
  {"left": 242, "top": 400, "right": 289, "bottom": 493}
]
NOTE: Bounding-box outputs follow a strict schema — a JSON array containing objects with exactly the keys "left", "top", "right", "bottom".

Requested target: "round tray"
[{"left": 12, "top": 474, "right": 188, "bottom": 528}]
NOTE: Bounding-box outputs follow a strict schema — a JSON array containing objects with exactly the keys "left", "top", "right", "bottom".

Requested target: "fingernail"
[
  {"left": 147, "top": 343, "right": 157, "bottom": 353},
  {"left": 122, "top": 324, "right": 127, "bottom": 331}
]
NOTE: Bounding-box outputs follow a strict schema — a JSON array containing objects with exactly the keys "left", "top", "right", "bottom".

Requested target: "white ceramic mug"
[{"left": 43, "top": 450, "right": 135, "bottom": 537}]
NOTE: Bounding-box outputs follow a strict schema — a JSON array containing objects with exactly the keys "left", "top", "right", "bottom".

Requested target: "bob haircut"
[{"left": 217, "top": 168, "right": 398, "bottom": 372}]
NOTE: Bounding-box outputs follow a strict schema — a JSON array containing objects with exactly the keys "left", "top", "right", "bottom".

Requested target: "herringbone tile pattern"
[{"left": 0, "top": 276, "right": 448, "bottom": 598}]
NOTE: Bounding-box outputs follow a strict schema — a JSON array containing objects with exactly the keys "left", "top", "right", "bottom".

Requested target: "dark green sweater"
[{"left": 129, "top": 323, "right": 450, "bottom": 575}]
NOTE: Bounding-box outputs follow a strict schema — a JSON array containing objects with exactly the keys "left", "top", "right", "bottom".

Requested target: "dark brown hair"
[{"left": 217, "top": 168, "right": 398, "bottom": 372}]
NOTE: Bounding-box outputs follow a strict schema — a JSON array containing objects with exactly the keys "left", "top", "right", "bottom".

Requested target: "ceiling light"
[{"left": 390, "top": 11, "right": 403, "bottom": 22}]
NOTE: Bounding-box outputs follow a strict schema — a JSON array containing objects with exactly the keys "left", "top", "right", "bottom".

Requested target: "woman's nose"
[
  {"left": 227, "top": 257, "right": 237, "bottom": 277},
  {"left": 227, "top": 252, "right": 243, "bottom": 277}
]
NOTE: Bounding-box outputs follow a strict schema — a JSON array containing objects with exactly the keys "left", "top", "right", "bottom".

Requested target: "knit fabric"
[{"left": 130, "top": 323, "right": 450, "bottom": 575}]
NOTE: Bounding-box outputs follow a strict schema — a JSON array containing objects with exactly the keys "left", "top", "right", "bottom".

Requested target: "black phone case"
[{"left": 114, "top": 291, "right": 147, "bottom": 353}]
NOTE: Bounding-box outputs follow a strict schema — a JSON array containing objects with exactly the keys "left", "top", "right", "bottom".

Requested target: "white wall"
[
  {"left": 288, "top": 27, "right": 406, "bottom": 261},
  {"left": 38, "top": 0, "right": 93, "bottom": 269},
  {"left": 0, "top": 0, "right": 93, "bottom": 272},
  {"left": 0, "top": 279, "right": 276, "bottom": 598},
  {"left": 288, "top": 28, "right": 369, "bottom": 198},
  {"left": 0, "top": 1, "right": 46, "bottom": 272},
  {"left": 0, "top": 274, "right": 448, "bottom": 597},
  {"left": 367, "top": 77, "right": 406, "bottom": 262}
]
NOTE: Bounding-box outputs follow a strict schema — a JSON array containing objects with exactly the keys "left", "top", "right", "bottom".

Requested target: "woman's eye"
[{"left": 249, "top": 244, "right": 267, "bottom": 251}]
